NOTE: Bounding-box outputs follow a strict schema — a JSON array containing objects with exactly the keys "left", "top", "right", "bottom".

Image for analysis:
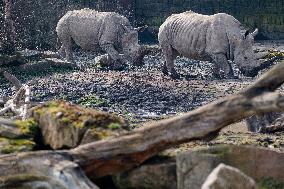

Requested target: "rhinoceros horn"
[
  {"left": 132, "top": 45, "right": 151, "bottom": 66},
  {"left": 134, "top": 25, "right": 148, "bottom": 32},
  {"left": 251, "top": 28, "right": 259, "bottom": 37}
]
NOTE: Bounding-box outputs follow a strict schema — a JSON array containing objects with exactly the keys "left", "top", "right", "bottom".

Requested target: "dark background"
[{"left": 0, "top": 0, "right": 283, "bottom": 50}]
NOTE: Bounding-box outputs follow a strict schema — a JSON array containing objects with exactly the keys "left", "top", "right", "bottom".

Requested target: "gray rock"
[
  {"left": 31, "top": 101, "right": 128, "bottom": 149},
  {"left": 201, "top": 163, "right": 257, "bottom": 189},
  {"left": 177, "top": 147, "right": 222, "bottom": 189},
  {"left": 177, "top": 145, "right": 284, "bottom": 189},
  {"left": 113, "top": 156, "right": 177, "bottom": 189}
]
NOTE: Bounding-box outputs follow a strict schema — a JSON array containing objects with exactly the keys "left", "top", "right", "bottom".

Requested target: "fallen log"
[
  {"left": 0, "top": 61, "right": 284, "bottom": 187},
  {"left": 0, "top": 151, "right": 99, "bottom": 189}
]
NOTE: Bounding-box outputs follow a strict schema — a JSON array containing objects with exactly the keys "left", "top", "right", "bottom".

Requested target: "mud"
[{"left": 0, "top": 42, "right": 283, "bottom": 129}]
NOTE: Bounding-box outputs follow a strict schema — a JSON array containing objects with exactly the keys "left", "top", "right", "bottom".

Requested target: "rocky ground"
[
  {"left": 0, "top": 41, "right": 283, "bottom": 138},
  {"left": 1, "top": 41, "right": 284, "bottom": 189}
]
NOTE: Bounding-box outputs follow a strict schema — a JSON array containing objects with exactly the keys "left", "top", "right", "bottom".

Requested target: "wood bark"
[
  {"left": 0, "top": 61, "right": 284, "bottom": 186},
  {"left": 0, "top": 151, "right": 99, "bottom": 189},
  {"left": 1, "top": 0, "right": 16, "bottom": 54},
  {"left": 0, "top": 71, "right": 31, "bottom": 120}
]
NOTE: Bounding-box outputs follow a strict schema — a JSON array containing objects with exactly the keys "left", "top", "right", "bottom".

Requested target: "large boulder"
[
  {"left": 31, "top": 100, "right": 128, "bottom": 149},
  {"left": 113, "top": 155, "right": 177, "bottom": 189},
  {"left": 176, "top": 145, "right": 284, "bottom": 189},
  {"left": 201, "top": 163, "right": 257, "bottom": 189}
]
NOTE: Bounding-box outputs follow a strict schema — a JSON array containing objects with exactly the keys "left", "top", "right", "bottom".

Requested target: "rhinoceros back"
[
  {"left": 56, "top": 9, "right": 131, "bottom": 51},
  {"left": 158, "top": 11, "right": 242, "bottom": 61}
]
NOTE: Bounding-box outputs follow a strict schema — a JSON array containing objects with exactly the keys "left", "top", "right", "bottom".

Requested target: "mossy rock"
[
  {"left": 15, "top": 119, "right": 39, "bottom": 138},
  {"left": 31, "top": 100, "right": 128, "bottom": 149},
  {"left": 0, "top": 137, "right": 35, "bottom": 154},
  {"left": 0, "top": 119, "right": 39, "bottom": 154}
]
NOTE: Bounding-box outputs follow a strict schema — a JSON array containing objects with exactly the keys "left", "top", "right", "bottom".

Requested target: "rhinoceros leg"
[
  {"left": 211, "top": 53, "right": 234, "bottom": 79},
  {"left": 58, "top": 45, "right": 66, "bottom": 58},
  {"left": 57, "top": 31, "right": 74, "bottom": 62},
  {"left": 64, "top": 37, "right": 74, "bottom": 63},
  {"left": 101, "top": 44, "right": 122, "bottom": 63},
  {"left": 101, "top": 44, "right": 120, "bottom": 61},
  {"left": 161, "top": 44, "right": 179, "bottom": 79}
]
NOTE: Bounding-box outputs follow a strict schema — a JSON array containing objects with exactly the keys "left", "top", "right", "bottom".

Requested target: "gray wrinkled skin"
[
  {"left": 158, "top": 11, "right": 259, "bottom": 79},
  {"left": 56, "top": 8, "right": 144, "bottom": 66}
]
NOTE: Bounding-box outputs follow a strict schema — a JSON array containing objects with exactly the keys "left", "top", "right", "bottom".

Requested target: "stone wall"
[{"left": 135, "top": 0, "right": 284, "bottom": 40}]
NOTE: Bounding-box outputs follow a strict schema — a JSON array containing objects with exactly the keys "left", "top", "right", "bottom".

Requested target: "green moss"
[
  {"left": 1, "top": 174, "right": 66, "bottom": 189},
  {"left": 265, "top": 50, "right": 284, "bottom": 59},
  {"left": 15, "top": 119, "right": 39, "bottom": 137},
  {"left": 61, "top": 117, "right": 71, "bottom": 124},
  {"left": 34, "top": 100, "right": 126, "bottom": 130},
  {"left": 107, "top": 123, "right": 121, "bottom": 130},
  {"left": 258, "top": 177, "right": 284, "bottom": 189},
  {"left": 1, "top": 174, "right": 47, "bottom": 184},
  {"left": 206, "top": 147, "right": 229, "bottom": 157},
  {"left": 89, "top": 129, "right": 113, "bottom": 140},
  {"left": 0, "top": 137, "right": 35, "bottom": 154},
  {"left": 77, "top": 95, "right": 107, "bottom": 107}
]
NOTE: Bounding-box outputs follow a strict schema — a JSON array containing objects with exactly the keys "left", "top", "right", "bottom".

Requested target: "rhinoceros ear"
[
  {"left": 244, "top": 30, "right": 250, "bottom": 38},
  {"left": 251, "top": 28, "right": 259, "bottom": 37}
]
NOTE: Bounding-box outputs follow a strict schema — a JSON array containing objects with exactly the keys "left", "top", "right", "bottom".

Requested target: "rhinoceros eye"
[{"left": 244, "top": 57, "right": 248, "bottom": 60}]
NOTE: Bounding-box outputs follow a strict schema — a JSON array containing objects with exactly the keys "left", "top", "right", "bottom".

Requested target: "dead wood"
[
  {"left": 0, "top": 71, "right": 31, "bottom": 120},
  {"left": 0, "top": 151, "right": 99, "bottom": 189},
  {"left": 0, "top": 61, "right": 284, "bottom": 185},
  {"left": 259, "top": 114, "right": 284, "bottom": 133},
  {"left": 0, "top": 0, "right": 16, "bottom": 54},
  {"left": 19, "top": 58, "right": 77, "bottom": 72}
]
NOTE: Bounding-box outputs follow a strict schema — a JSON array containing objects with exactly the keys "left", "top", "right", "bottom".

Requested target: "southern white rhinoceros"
[
  {"left": 158, "top": 11, "right": 263, "bottom": 79},
  {"left": 56, "top": 8, "right": 146, "bottom": 67}
]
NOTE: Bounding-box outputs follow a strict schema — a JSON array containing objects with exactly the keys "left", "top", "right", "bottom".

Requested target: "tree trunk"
[
  {"left": 0, "top": 151, "right": 99, "bottom": 189},
  {"left": 1, "top": 0, "right": 16, "bottom": 54}
]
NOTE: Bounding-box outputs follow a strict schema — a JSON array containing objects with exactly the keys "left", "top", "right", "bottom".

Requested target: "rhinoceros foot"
[
  {"left": 240, "top": 67, "right": 259, "bottom": 78},
  {"left": 108, "top": 60, "right": 127, "bottom": 71},
  {"left": 169, "top": 69, "right": 180, "bottom": 80},
  {"left": 161, "top": 64, "right": 169, "bottom": 75}
]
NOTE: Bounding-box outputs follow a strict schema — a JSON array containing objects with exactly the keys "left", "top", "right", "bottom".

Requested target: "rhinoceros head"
[
  {"left": 234, "top": 29, "right": 260, "bottom": 77},
  {"left": 121, "top": 28, "right": 148, "bottom": 66}
]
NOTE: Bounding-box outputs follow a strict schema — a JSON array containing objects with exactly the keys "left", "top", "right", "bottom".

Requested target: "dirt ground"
[{"left": 0, "top": 41, "right": 284, "bottom": 150}]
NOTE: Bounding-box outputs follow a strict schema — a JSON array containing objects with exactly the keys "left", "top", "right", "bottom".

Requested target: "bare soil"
[{"left": 0, "top": 41, "right": 283, "bottom": 150}]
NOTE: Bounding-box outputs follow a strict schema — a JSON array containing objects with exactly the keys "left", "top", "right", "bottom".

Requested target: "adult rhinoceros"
[
  {"left": 158, "top": 11, "right": 265, "bottom": 79},
  {"left": 56, "top": 8, "right": 146, "bottom": 67}
]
